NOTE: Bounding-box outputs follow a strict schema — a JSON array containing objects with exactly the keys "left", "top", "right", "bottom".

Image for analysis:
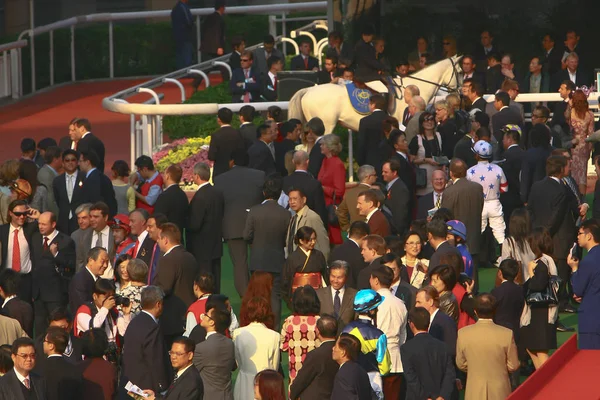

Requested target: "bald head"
[
  {"left": 431, "top": 169, "right": 447, "bottom": 192},
  {"left": 38, "top": 212, "right": 57, "bottom": 236},
  {"left": 293, "top": 150, "right": 309, "bottom": 171}
]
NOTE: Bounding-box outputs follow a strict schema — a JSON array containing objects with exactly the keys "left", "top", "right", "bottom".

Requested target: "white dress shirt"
[
  {"left": 7, "top": 224, "right": 32, "bottom": 274},
  {"left": 2, "top": 295, "right": 16, "bottom": 308},
  {"left": 375, "top": 288, "right": 407, "bottom": 373},
  {"left": 76, "top": 305, "right": 130, "bottom": 343},
  {"left": 330, "top": 286, "right": 345, "bottom": 304},
  {"left": 366, "top": 208, "right": 377, "bottom": 222}
]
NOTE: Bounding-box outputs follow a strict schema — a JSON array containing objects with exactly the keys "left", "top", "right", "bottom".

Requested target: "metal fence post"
[
  {"left": 30, "top": 0, "right": 35, "bottom": 93},
  {"left": 347, "top": 129, "right": 354, "bottom": 182},
  {"left": 196, "top": 15, "right": 201, "bottom": 63},
  {"left": 281, "top": 12, "right": 287, "bottom": 56},
  {"left": 109, "top": 21, "right": 114, "bottom": 78},
  {"left": 70, "top": 25, "right": 75, "bottom": 82},
  {"left": 49, "top": 30, "right": 54, "bottom": 86},
  {"left": 268, "top": 15, "right": 276, "bottom": 39},
  {"left": 327, "top": 0, "right": 334, "bottom": 31}
]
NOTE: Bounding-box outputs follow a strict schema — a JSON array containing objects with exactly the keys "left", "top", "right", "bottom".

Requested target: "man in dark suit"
[
  {"left": 244, "top": 177, "right": 290, "bottom": 328},
  {"left": 460, "top": 57, "right": 486, "bottom": 89},
  {"left": 427, "top": 219, "right": 462, "bottom": 270},
  {"left": 290, "top": 315, "right": 339, "bottom": 399},
  {"left": 356, "top": 235, "right": 386, "bottom": 290},
  {"left": 248, "top": 124, "right": 277, "bottom": 176},
  {"left": 485, "top": 52, "right": 504, "bottom": 94},
  {"left": 382, "top": 159, "right": 410, "bottom": 236},
  {"left": 316, "top": 262, "right": 357, "bottom": 334},
  {"left": 550, "top": 80, "right": 576, "bottom": 135},
  {"left": 153, "top": 165, "right": 189, "bottom": 234},
  {"left": 491, "top": 260, "right": 524, "bottom": 347},
  {"left": 154, "top": 223, "right": 197, "bottom": 345},
  {"left": 53, "top": 150, "right": 85, "bottom": 234},
  {"left": 0, "top": 338, "right": 46, "bottom": 400},
  {"left": 330, "top": 333, "right": 372, "bottom": 400},
  {"left": 238, "top": 105, "right": 257, "bottom": 149},
  {"left": 329, "top": 221, "right": 370, "bottom": 288},
  {"left": 491, "top": 91, "right": 523, "bottom": 147},
  {"left": 193, "top": 304, "right": 235, "bottom": 399},
  {"left": 214, "top": 149, "right": 265, "bottom": 297},
  {"left": 121, "top": 286, "right": 170, "bottom": 396},
  {"left": 388, "top": 130, "right": 416, "bottom": 204},
  {"left": 78, "top": 151, "right": 117, "bottom": 217},
  {"left": 71, "top": 118, "right": 105, "bottom": 173},
  {"left": 208, "top": 108, "right": 245, "bottom": 178},
  {"left": 31, "top": 212, "right": 76, "bottom": 337},
  {"left": 40, "top": 327, "right": 83, "bottom": 400},
  {"left": 472, "top": 30, "right": 499, "bottom": 72},
  {"left": 129, "top": 209, "right": 155, "bottom": 267},
  {"left": 500, "top": 128, "right": 525, "bottom": 228},
  {"left": 229, "top": 50, "right": 262, "bottom": 103},
  {"left": 306, "top": 117, "right": 326, "bottom": 178},
  {"left": 416, "top": 170, "right": 447, "bottom": 220},
  {"left": 551, "top": 52, "right": 589, "bottom": 91},
  {"left": 541, "top": 33, "right": 563, "bottom": 77},
  {"left": 170, "top": 0, "right": 194, "bottom": 69},
  {"left": 0, "top": 270, "right": 33, "bottom": 338},
  {"left": 275, "top": 120, "right": 300, "bottom": 176},
  {"left": 291, "top": 41, "right": 319, "bottom": 71},
  {"left": 416, "top": 286, "right": 458, "bottom": 357},
  {"left": 68, "top": 247, "right": 108, "bottom": 314},
  {"left": 463, "top": 80, "right": 487, "bottom": 113},
  {"left": 381, "top": 253, "right": 415, "bottom": 309},
  {"left": 228, "top": 36, "right": 244, "bottom": 71},
  {"left": 188, "top": 163, "right": 225, "bottom": 292},
  {"left": 33, "top": 307, "right": 82, "bottom": 371},
  {"left": 400, "top": 307, "right": 456, "bottom": 400},
  {"left": 200, "top": 0, "right": 225, "bottom": 60},
  {"left": 261, "top": 56, "right": 283, "bottom": 101},
  {"left": 353, "top": 26, "right": 385, "bottom": 82},
  {"left": 357, "top": 95, "right": 388, "bottom": 168},
  {"left": 528, "top": 155, "right": 581, "bottom": 313},
  {"left": 252, "top": 35, "right": 285, "bottom": 80},
  {"left": 75, "top": 202, "right": 116, "bottom": 272}
]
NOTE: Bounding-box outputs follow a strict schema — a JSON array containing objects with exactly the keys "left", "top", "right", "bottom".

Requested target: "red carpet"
[{"left": 509, "top": 335, "right": 600, "bottom": 400}]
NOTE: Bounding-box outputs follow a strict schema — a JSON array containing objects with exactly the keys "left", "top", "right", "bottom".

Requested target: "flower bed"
[{"left": 152, "top": 137, "right": 212, "bottom": 187}]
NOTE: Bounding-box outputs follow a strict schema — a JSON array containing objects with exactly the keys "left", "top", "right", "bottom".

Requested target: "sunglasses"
[
  {"left": 424, "top": 116, "right": 435, "bottom": 121},
  {"left": 12, "top": 211, "right": 31, "bottom": 217}
]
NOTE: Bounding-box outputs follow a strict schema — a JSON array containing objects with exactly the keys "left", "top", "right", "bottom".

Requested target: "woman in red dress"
[{"left": 317, "top": 134, "right": 346, "bottom": 245}]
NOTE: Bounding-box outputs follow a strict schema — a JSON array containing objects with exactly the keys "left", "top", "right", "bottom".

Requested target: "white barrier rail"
[{"left": 0, "top": 40, "right": 27, "bottom": 100}]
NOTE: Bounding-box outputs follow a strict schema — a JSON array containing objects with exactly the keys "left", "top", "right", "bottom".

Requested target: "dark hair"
[
  {"left": 19, "top": 160, "right": 40, "bottom": 197},
  {"left": 111, "top": 160, "right": 130, "bottom": 178},
  {"left": 281, "top": 121, "right": 295, "bottom": 137},
  {"left": 73, "top": 118, "right": 92, "bottom": 131},
  {"left": 254, "top": 369, "right": 285, "bottom": 400},
  {"left": 134, "top": 155, "right": 154, "bottom": 171},
  {"left": 427, "top": 218, "right": 447, "bottom": 239},
  {"left": 268, "top": 106, "right": 283, "bottom": 122},
  {"left": 476, "top": 127, "right": 491, "bottom": 141},
  {"left": 292, "top": 285, "right": 321, "bottom": 315},
  {"left": 81, "top": 328, "right": 108, "bottom": 358},
  {"left": 499, "top": 259, "right": 519, "bottom": 282},
  {"left": 206, "top": 294, "right": 229, "bottom": 313},
  {"left": 93, "top": 278, "right": 116, "bottom": 296},
  {"left": 428, "top": 264, "right": 457, "bottom": 291},
  {"left": 11, "top": 337, "right": 35, "bottom": 355},
  {"left": 449, "top": 158, "right": 467, "bottom": 178},
  {"left": 528, "top": 227, "right": 553, "bottom": 258},
  {"left": 159, "top": 222, "right": 182, "bottom": 244},
  {"left": 561, "top": 79, "right": 576, "bottom": 91},
  {"left": 38, "top": 137, "right": 57, "bottom": 151},
  {"left": 580, "top": 219, "right": 600, "bottom": 243},
  {"left": 432, "top": 208, "right": 454, "bottom": 223},
  {"left": 231, "top": 147, "right": 249, "bottom": 166},
  {"left": 62, "top": 149, "right": 79, "bottom": 161},
  {"left": 328, "top": 31, "right": 342, "bottom": 41},
  {"left": 165, "top": 164, "right": 183, "bottom": 183},
  {"left": 115, "top": 254, "right": 133, "bottom": 285},
  {"left": 263, "top": 176, "right": 282, "bottom": 200},
  {"left": 503, "top": 128, "right": 520, "bottom": 143},
  {"left": 306, "top": 117, "right": 325, "bottom": 136},
  {"left": 0, "top": 345, "right": 13, "bottom": 374},
  {"left": 257, "top": 124, "right": 271, "bottom": 139},
  {"left": 384, "top": 158, "right": 401, "bottom": 176},
  {"left": 475, "top": 293, "right": 497, "bottom": 319},
  {"left": 80, "top": 151, "right": 100, "bottom": 168},
  {"left": 470, "top": 81, "right": 484, "bottom": 97},
  {"left": 409, "top": 307, "right": 431, "bottom": 331},
  {"left": 385, "top": 236, "right": 404, "bottom": 257},
  {"left": 210, "top": 304, "right": 232, "bottom": 333},
  {"left": 546, "top": 155, "right": 567, "bottom": 177},
  {"left": 231, "top": 35, "right": 245, "bottom": 49},
  {"left": 149, "top": 213, "right": 169, "bottom": 227},
  {"left": 388, "top": 129, "right": 406, "bottom": 149},
  {"left": 45, "top": 326, "right": 69, "bottom": 354},
  {"left": 316, "top": 314, "right": 337, "bottom": 338},
  {"left": 417, "top": 111, "right": 436, "bottom": 136},
  {"left": 494, "top": 91, "right": 510, "bottom": 107},
  {"left": 172, "top": 336, "right": 195, "bottom": 353},
  {"left": 439, "top": 252, "right": 464, "bottom": 279},
  {"left": 43, "top": 146, "right": 62, "bottom": 164},
  {"left": 337, "top": 333, "right": 360, "bottom": 361},
  {"left": 90, "top": 201, "right": 109, "bottom": 217},
  {"left": 48, "top": 307, "right": 71, "bottom": 324},
  {"left": 382, "top": 116, "right": 399, "bottom": 134},
  {"left": 417, "top": 285, "right": 440, "bottom": 307},
  {"left": 20, "top": 138, "right": 36, "bottom": 153},
  {"left": 358, "top": 189, "right": 379, "bottom": 207},
  {"left": 370, "top": 265, "right": 394, "bottom": 287},
  {"left": 195, "top": 272, "right": 214, "bottom": 293},
  {"left": 370, "top": 94, "right": 386, "bottom": 110},
  {"left": 214, "top": 0, "right": 225, "bottom": 10},
  {"left": 295, "top": 226, "right": 317, "bottom": 245},
  {"left": 349, "top": 221, "right": 370, "bottom": 238},
  {"left": 87, "top": 246, "right": 108, "bottom": 264},
  {"left": 533, "top": 105, "right": 550, "bottom": 119},
  {"left": 217, "top": 108, "right": 234, "bottom": 124},
  {"left": 0, "top": 269, "right": 20, "bottom": 296},
  {"left": 508, "top": 208, "right": 531, "bottom": 253},
  {"left": 363, "top": 234, "right": 387, "bottom": 255},
  {"left": 239, "top": 105, "right": 255, "bottom": 122},
  {"left": 267, "top": 56, "right": 283, "bottom": 70},
  {"left": 263, "top": 34, "right": 275, "bottom": 45}
]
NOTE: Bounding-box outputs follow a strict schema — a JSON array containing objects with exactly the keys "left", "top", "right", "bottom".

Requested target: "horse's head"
[{"left": 441, "top": 55, "right": 463, "bottom": 90}]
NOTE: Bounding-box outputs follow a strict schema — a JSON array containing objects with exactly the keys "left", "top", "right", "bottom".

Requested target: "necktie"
[
  {"left": 435, "top": 193, "right": 442, "bottom": 208},
  {"left": 43, "top": 237, "right": 49, "bottom": 251},
  {"left": 12, "top": 229, "right": 21, "bottom": 272},
  {"left": 287, "top": 214, "right": 298, "bottom": 252},
  {"left": 67, "top": 175, "right": 74, "bottom": 202},
  {"left": 95, "top": 231, "right": 103, "bottom": 248},
  {"left": 23, "top": 377, "right": 30, "bottom": 389},
  {"left": 268, "top": 142, "right": 276, "bottom": 160},
  {"left": 334, "top": 290, "right": 341, "bottom": 318},
  {"left": 243, "top": 69, "right": 250, "bottom": 103},
  {"left": 304, "top": 57, "right": 308, "bottom": 69},
  {"left": 274, "top": 76, "right": 278, "bottom": 91},
  {"left": 148, "top": 243, "right": 159, "bottom": 284}
]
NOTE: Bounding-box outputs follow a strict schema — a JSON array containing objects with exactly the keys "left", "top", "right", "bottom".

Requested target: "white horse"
[{"left": 288, "top": 55, "right": 463, "bottom": 133}]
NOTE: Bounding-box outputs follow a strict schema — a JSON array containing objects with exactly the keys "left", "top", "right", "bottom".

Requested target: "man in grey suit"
[
  {"left": 75, "top": 202, "right": 115, "bottom": 278},
  {"left": 244, "top": 177, "right": 291, "bottom": 329},
  {"left": 441, "top": 158, "right": 484, "bottom": 288},
  {"left": 37, "top": 146, "right": 62, "bottom": 215},
  {"left": 214, "top": 149, "right": 265, "bottom": 297},
  {"left": 252, "top": 35, "right": 284, "bottom": 80},
  {"left": 317, "top": 261, "right": 357, "bottom": 334},
  {"left": 193, "top": 305, "right": 236, "bottom": 400},
  {"left": 404, "top": 96, "right": 426, "bottom": 144}
]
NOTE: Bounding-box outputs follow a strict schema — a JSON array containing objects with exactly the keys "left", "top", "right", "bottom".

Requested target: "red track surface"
[{"left": 0, "top": 76, "right": 220, "bottom": 168}]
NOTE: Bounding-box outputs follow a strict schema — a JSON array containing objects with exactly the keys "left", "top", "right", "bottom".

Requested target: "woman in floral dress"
[{"left": 568, "top": 90, "right": 595, "bottom": 196}]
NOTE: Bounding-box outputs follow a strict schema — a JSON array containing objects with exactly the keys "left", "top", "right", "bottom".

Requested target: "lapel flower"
[{"left": 78, "top": 181, "right": 83, "bottom": 187}]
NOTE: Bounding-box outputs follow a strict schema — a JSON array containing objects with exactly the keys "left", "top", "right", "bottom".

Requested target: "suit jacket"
[
  {"left": 213, "top": 166, "right": 265, "bottom": 240},
  {"left": 31, "top": 230, "right": 76, "bottom": 303},
  {"left": 357, "top": 110, "right": 387, "bottom": 167},
  {"left": 441, "top": 178, "right": 484, "bottom": 254},
  {"left": 122, "top": 312, "right": 170, "bottom": 394},
  {"left": 37, "top": 165, "right": 59, "bottom": 215},
  {"left": 164, "top": 364, "right": 203, "bottom": 400},
  {"left": 81, "top": 169, "right": 117, "bottom": 217},
  {"left": 456, "top": 320, "right": 519, "bottom": 400},
  {"left": 429, "top": 310, "right": 458, "bottom": 359},
  {"left": 308, "top": 138, "right": 326, "bottom": 178},
  {"left": 208, "top": 126, "right": 246, "bottom": 178},
  {"left": 336, "top": 183, "right": 370, "bottom": 232},
  {"left": 53, "top": 171, "right": 85, "bottom": 234},
  {"left": 453, "top": 135, "right": 477, "bottom": 168},
  {"left": 229, "top": 50, "right": 241, "bottom": 71},
  {"left": 499, "top": 145, "right": 525, "bottom": 210},
  {"left": 40, "top": 355, "right": 84, "bottom": 400},
  {"left": 80, "top": 358, "right": 117, "bottom": 400},
  {"left": 229, "top": 67, "right": 262, "bottom": 103},
  {"left": 252, "top": 47, "right": 285, "bottom": 79},
  {"left": 485, "top": 64, "right": 504, "bottom": 94},
  {"left": 520, "top": 71, "right": 551, "bottom": 94},
  {"left": 392, "top": 153, "right": 416, "bottom": 210},
  {"left": 394, "top": 280, "right": 417, "bottom": 310},
  {"left": 491, "top": 106, "right": 523, "bottom": 144},
  {"left": 367, "top": 210, "right": 391, "bottom": 238},
  {"left": 520, "top": 146, "right": 551, "bottom": 203},
  {"left": 285, "top": 206, "right": 330, "bottom": 260},
  {"left": 472, "top": 45, "right": 500, "bottom": 72},
  {"left": 528, "top": 177, "right": 578, "bottom": 258},
  {"left": 430, "top": 241, "right": 462, "bottom": 271},
  {"left": 275, "top": 139, "right": 296, "bottom": 176},
  {"left": 328, "top": 239, "right": 366, "bottom": 289},
  {"left": 290, "top": 340, "right": 338, "bottom": 400},
  {"left": 0, "top": 221, "right": 37, "bottom": 269},
  {"left": 400, "top": 333, "right": 455, "bottom": 400},
  {"left": 542, "top": 47, "right": 563, "bottom": 77},
  {"left": 239, "top": 123, "right": 257, "bottom": 149},
  {"left": 491, "top": 281, "right": 524, "bottom": 339},
  {"left": 356, "top": 257, "right": 382, "bottom": 290},
  {"left": 248, "top": 140, "right": 277, "bottom": 176},
  {"left": 75, "top": 228, "right": 116, "bottom": 272},
  {"left": 68, "top": 268, "right": 96, "bottom": 316},
  {"left": 353, "top": 40, "right": 386, "bottom": 82},
  {"left": 193, "top": 332, "right": 236, "bottom": 400},
  {"left": 187, "top": 184, "right": 224, "bottom": 262},
  {"left": 330, "top": 360, "right": 372, "bottom": 400},
  {"left": 34, "top": 334, "right": 83, "bottom": 372},
  {"left": 470, "top": 97, "right": 487, "bottom": 113},
  {"left": 200, "top": 11, "right": 224, "bottom": 54},
  {"left": 78, "top": 133, "right": 106, "bottom": 173},
  {"left": 416, "top": 191, "right": 437, "bottom": 221},
  {"left": 551, "top": 68, "right": 589, "bottom": 91},
  {"left": 317, "top": 287, "right": 357, "bottom": 334},
  {"left": 153, "top": 184, "right": 189, "bottom": 234},
  {"left": 0, "top": 369, "right": 46, "bottom": 400},
  {"left": 134, "top": 235, "right": 155, "bottom": 267},
  {"left": 291, "top": 55, "right": 319, "bottom": 71},
  {"left": 283, "top": 171, "right": 328, "bottom": 227},
  {"left": 244, "top": 200, "right": 291, "bottom": 273},
  {"left": 462, "top": 71, "right": 486, "bottom": 89},
  {"left": 1, "top": 297, "right": 33, "bottom": 338},
  {"left": 384, "top": 178, "right": 410, "bottom": 236},
  {"left": 405, "top": 111, "right": 422, "bottom": 145},
  {"left": 261, "top": 73, "right": 278, "bottom": 102}
]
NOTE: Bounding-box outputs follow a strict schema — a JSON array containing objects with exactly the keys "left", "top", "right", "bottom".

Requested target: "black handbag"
[
  {"left": 327, "top": 191, "right": 339, "bottom": 227},
  {"left": 525, "top": 273, "right": 561, "bottom": 306},
  {"left": 415, "top": 167, "right": 427, "bottom": 188}
]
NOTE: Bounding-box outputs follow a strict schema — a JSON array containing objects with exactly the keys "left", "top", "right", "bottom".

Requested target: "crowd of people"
[{"left": 0, "top": 11, "right": 599, "bottom": 400}]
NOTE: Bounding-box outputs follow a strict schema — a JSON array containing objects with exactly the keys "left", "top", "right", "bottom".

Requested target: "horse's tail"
[{"left": 288, "top": 87, "right": 310, "bottom": 125}]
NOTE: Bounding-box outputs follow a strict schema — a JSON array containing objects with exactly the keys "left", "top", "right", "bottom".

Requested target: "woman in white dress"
[{"left": 233, "top": 297, "right": 281, "bottom": 400}]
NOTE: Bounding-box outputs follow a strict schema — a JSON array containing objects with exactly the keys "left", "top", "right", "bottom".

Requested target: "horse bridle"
[{"left": 390, "top": 57, "right": 462, "bottom": 101}]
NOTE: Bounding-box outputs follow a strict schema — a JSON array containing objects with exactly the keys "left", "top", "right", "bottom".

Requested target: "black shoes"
[
  {"left": 556, "top": 321, "right": 575, "bottom": 332},
  {"left": 561, "top": 305, "right": 577, "bottom": 314}
]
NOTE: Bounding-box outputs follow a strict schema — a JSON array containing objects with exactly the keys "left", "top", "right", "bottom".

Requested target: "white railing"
[
  {"left": 14, "top": 1, "right": 328, "bottom": 95},
  {"left": 0, "top": 40, "right": 27, "bottom": 100}
]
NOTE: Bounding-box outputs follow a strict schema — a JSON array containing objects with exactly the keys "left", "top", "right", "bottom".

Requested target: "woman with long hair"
[
  {"left": 408, "top": 111, "right": 443, "bottom": 196},
  {"left": 111, "top": 160, "right": 135, "bottom": 214},
  {"left": 501, "top": 208, "right": 535, "bottom": 281},
  {"left": 233, "top": 297, "right": 280, "bottom": 400},
  {"left": 253, "top": 369, "right": 285, "bottom": 400},
  {"left": 240, "top": 271, "right": 274, "bottom": 329},
  {"left": 520, "top": 227, "right": 558, "bottom": 370},
  {"left": 318, "top": 134, "right": 346, "bottom": 245},
  {"left": 567, "top": 89, "right": 594, "bottom": 195},
  {"left": 435, "top": 100, "right": 459, "bottom": 157}
]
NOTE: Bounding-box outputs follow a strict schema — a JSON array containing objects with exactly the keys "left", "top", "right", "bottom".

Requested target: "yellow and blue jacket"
[{"left": 342, "top": 317, "right": 391, "bottom": 376}]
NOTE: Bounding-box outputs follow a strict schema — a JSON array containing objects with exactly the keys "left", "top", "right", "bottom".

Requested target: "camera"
[
  {"left": 114, "top": 295, "right": 131, "bottom": 307},
  {"left": 458, "top": 272, "right": 473, "bottom": 289}
]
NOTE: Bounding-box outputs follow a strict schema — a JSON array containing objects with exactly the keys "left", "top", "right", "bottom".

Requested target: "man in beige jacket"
[
  {"left": 336, "top": 165, "right": 377, "bottom": 232},
  {"left": 456, "top": 293, "right": 519, "bottom": 400}
]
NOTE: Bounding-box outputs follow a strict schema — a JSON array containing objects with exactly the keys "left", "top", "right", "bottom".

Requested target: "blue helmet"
[{"left": 354, "top": 289, "right": 384, "bottom": 313}]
